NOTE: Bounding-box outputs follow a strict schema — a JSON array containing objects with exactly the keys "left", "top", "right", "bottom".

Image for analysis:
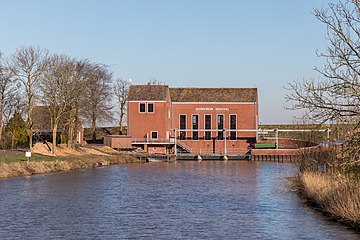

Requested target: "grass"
[
  {"left": 0, "top": 153, "right": 58, "bottom": 164},
  {"left": 255, "top": 142, "right": 276, "bottom": 149},
  {"left": 0, "top": 151, "right": 142, "bottom": 179}
]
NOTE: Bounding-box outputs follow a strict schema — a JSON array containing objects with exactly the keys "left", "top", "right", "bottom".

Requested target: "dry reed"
[{"left": 299, "top": 171, "right": 360, "bottom": 228}]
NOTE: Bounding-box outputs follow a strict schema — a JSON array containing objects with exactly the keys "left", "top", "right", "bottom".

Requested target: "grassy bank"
[
  {"left": 0, "top": 146, "right": 143, "bottom": 179},
  {"left": 297, "top": 171, "right": 360, "bottom": 231}
]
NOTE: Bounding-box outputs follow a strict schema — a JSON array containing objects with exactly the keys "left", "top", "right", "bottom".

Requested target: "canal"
[{"left": 0, "top": 161, "right": 358, "bottom": 239}]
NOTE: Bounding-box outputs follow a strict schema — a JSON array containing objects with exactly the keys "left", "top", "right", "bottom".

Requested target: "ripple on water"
[{"left": 0, "top": 161, "right": 358, "bottom": 239}]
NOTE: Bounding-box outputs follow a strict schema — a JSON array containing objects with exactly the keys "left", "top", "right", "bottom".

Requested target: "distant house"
[
  {"left": 31, "top": 106, "right": 84, "bottom": 145},
  {"left": 127, "top": 85, "right": 258, "bottom": 155}
]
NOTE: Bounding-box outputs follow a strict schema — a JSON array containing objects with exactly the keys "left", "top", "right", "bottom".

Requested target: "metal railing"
[
  {"left": 132, "top": 138, "right": 175, "bottom": 144},
  {"left": 178, "top": 148, "right": 248, "bottom": 155}
]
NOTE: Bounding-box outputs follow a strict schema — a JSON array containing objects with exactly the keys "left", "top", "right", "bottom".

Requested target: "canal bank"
[
  {"left": 0, "top": 144, "right": 143, "bottom": 179},
  {"left": 296, "top": 171, "right": 360, "bottom": 232},
  {"left": 0, "top": 154, "right": 141, "bottom": 179}
]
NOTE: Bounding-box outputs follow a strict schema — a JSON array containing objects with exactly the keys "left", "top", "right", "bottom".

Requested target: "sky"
[{"left": 0, "top": 0, "right": 329, "bottom": 124}]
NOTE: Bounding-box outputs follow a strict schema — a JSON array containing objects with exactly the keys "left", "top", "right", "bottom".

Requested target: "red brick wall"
[
  {"left": 147, "top": 145, "right": 167, "bottom": 154},
  {"left": 103, "top": 136, "right": 132, "bottom": 148},
  {"left": 171, "top": 102, "right": 258, "bottom": 136},
  {"left": 127, "top": 99, "right": 171, "bottom": 141},
  {"left": 178, "top": 139, "right": 252, "bottom": 154},
  {"left": 172, "top": 102, "right": 258, "bottom": 153}
]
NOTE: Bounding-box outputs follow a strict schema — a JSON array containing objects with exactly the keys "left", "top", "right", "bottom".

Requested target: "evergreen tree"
[{"left": 5, "top": 112, "right": 27, "bottom": 149}]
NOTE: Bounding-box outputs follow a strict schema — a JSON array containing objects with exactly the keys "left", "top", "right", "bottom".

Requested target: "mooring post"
[{"left": 174, "top": 129, "right": 177, "bottom": 159}]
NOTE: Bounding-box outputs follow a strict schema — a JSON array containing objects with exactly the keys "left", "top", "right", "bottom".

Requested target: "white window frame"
[
  {"left": 204, "top": 114, "right": 212, "bottom": 141},
  {"left": 139, "top": 103, "right": 146, "bottom": 113},
  {"left": 191, "top": 114, "right": 199, "bottom": 141},
  {"left": 150, "top": 131, "right": 158, "bottom": 140},
  {"left": 179, "top": 114, "right": 187, "bottom": 140},
  {"left": 147, "top": 102, "right": 155, "bottom": 113},
  {"left": 217, "top": 114, "right": 225, "bottom": 141},
  {"left": 229, "top": 114, "right": 237, "bottom": 141}
]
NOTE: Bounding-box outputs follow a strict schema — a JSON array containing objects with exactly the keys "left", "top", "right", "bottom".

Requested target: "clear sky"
[{"left": 0, "top": 0, "right": 328, "bottom": 124}]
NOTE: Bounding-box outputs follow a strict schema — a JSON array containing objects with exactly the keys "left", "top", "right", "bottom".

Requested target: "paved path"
[{"left": 0, "top": 149, "right": 27, "bottom": 157}]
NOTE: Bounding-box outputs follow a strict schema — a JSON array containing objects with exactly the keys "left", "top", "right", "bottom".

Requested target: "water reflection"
[{"left": 0, "top": 162, "right": 358, "bottom": 239}]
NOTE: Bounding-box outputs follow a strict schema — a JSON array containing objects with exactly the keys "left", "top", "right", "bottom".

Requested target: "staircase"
[{"left": 176, "top": 142, "right": 191, "bottom": 154}]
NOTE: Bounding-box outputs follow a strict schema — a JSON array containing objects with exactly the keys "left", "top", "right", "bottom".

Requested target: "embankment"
[
  {"left": 0, "top": 154, "right": 141, "bottom": 179},
  {"left": 0, "top": 143, "right": 143, "bottom": 179},
  {"left": 298, "top": 171, "right": 360, "bottom": 231}
]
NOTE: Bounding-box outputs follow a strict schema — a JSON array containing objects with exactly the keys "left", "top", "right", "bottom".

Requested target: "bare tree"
[
  {"left": 286, "top": 1, "right": 360, "bottom": 125},
  {"left": 114, "top": 78, "right": 130, "bottom": 134},
  {"left": 65, "top": 59, "right": 89, "bottom": 148},
  {"left": 39, "top": 54, "right": 77, "bottom": 154},
  {"left": 286, "top": 0, "right": 360, "bottom": 165},
  {"left": 3, "top": 91, "right": 25, "bottom": 129},
  {"left": 10, "top": 46, "right": 47, "bottom": 152},
  {"left": 82, "top": 63, "right": 114, "bottom": 142},
  {"left": 0, "top": 52, "right": 16, "bottom": 146}
]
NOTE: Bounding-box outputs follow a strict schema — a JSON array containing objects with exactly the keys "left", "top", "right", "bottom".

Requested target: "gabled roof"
[
  {"left": 128, "top": 85, "right": 169, "bottom": 101},
  {"left": 32, "top": 106, "right": 66, "bottom": 131},
  {"left": 169, "top": 88, "right": 257, "bottom": 102}
]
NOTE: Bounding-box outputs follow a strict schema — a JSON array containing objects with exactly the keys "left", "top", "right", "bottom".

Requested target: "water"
[{"left": 0, "top": 161, "right": 358, "bottom": 239}]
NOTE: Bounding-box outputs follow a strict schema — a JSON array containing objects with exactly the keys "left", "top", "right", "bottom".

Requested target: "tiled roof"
[
  {"left": 31, "top": 106, "right": 69, "bottom": 131},
  {"left": 127, "top": 85, "right": 258, "bottom": 102},
  {"left": 128, "top": 85, "right": 169, "bottom": 101},
  {"left": 32, "top": 106, "right": 53, "bottom": 130},
  {"left": 169, "top": 88, "right": 257, "bottom": 102}
]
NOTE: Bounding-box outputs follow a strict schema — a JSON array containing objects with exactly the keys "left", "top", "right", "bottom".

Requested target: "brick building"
[{"left": 127, "top": 85, "right": 258, "bottom": 155}]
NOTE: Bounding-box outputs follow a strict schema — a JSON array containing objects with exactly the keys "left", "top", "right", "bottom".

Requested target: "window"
[
  {"left": 205, "top": 115, "right": 212, "bottom": 140},
  {"left": 217, "top": 115, "right": 224, "bottom": 140},
  {"left": 230, "top": 115, "right": 237, "bottom": 140},
  {"left": 148, "top": 103, "right": 154, "bottom": 113},
  {"left": 151, "top": 131, "right": 158, "bottom": 139},
  {"left": 139, "top": 103, "right": 146, "bottom": 113},
  {"left": 179, "top": 115, "right": 186, "bottom": 140},
  {"left": 192, "top": 115, "right": 199, "bottom": 140}
]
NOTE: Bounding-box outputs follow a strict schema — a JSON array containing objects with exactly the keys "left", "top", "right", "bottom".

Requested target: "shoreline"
[
  {"left": 296, "top": 171, "right": 360, "bottom": 232},
  {"left": 0, "top": 153, "right": 143, "bottom": 179}
]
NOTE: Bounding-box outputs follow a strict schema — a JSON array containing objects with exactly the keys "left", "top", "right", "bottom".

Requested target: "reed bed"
[{"left": 299, "top": 171, "right": 360, "bottom": 230}]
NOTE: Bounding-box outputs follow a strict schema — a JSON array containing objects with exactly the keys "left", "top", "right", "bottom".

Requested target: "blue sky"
[{"left": 0, "top": 0, "right": 328, "bottom": 124}]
